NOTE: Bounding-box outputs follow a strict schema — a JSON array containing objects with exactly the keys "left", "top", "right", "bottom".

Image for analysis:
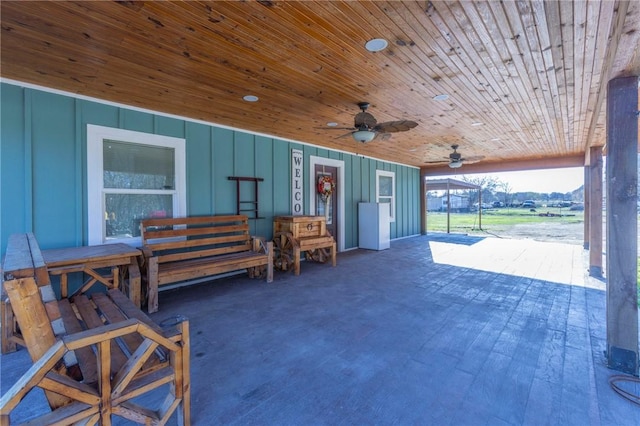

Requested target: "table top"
[{"left": 42, "top": 243, "right": 140, "bottom": 267}]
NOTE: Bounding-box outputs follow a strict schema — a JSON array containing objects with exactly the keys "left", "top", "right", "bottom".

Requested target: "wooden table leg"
[
  {"left": 1, "top": 296, "right": 17, "bottom": 354},
  {"left": 127, "top": 260, "right": 141, "bottom": 309}
]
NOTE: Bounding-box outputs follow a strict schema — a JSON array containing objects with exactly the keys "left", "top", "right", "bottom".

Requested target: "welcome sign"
[{"left": 291, "top": 149, "right": 303, "bottom": 215}]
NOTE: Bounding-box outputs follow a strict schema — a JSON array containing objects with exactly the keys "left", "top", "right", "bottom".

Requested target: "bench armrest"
[{"left": 251, "top": 236, "right": 270, "bottom": 254}]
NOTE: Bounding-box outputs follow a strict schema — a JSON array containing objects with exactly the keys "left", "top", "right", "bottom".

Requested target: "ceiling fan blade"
[
  {"left": 460, "top": 155, "right": 484, "bottom": 164},
  {"left": 335, "top": 131, "right": 355, "bottom": 139},
  {"left": 354, "top": 112, "right": 377, "bottom": 128},
  {"left": 314, "top": 126, "right": 356, "bottom": 131},
  {"left": 374, "top": 120, "right": 418, "bottom": 133}
]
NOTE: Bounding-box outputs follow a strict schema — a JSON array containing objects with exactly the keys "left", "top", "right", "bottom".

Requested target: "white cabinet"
[{"left": 358, "top": 202, "right": 390, "bottom": 250}]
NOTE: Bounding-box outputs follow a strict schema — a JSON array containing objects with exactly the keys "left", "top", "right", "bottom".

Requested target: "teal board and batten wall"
[{"left": 1, "top": 82, "right": 420, "bottom": 256}]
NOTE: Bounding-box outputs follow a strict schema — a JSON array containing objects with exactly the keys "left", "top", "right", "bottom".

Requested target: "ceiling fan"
[
  {"left": 325, "top": 102, "right": 418, "bottom": 143},
  {"left": 425, "top": 144, "right": 484, "bottom": 169}
]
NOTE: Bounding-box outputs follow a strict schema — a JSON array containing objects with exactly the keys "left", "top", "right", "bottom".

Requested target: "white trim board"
[{"left": 309, "top": 156, "right": 345, "bottom": 252}]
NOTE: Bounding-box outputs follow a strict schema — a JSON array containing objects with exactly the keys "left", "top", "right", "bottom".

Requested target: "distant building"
[{"left": 427, "top": 194, "right": 469, "bottom": 212}]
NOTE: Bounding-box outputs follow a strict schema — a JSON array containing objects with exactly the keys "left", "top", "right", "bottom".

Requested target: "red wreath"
[{"left": 317, "top": 175, "right": 335, "bottom": 198}]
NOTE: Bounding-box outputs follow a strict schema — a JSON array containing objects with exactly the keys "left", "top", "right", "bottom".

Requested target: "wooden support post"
[
  {"left": 446, "top": 180, "right": 451, "bottom": 234},
  {"left": 478, "top": 188, "right": 482, "bottom": 230},
  {"left": 588, "top": 147, "right": 603, "bottom": 277},
  {"left": 583, "top": 165, "right": 590, "bottom": 250},
  {"left": 605, "top": 75, "right": 638, "bottom": 375},
  {"left": 420, "top": 176, "right": 427, "bottom": 235}
]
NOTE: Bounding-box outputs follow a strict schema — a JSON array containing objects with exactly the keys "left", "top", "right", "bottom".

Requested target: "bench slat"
[
  {"left": 156, "top": 242, "right": 252, "bottom": 264},
  {"left": 74, "top": 295, "right": 128, "bottom": 375},
  {"left": 107, "top": 289, "right": 164, "bottom": 336},
  {"left": 58, "top": 299, "right": 98, "bottom": 385},
  {"left": 92, "top": 293, "right": 144, "bottom": 354},
  {"left": 142, "top": 223, "right": 248, "bottom": 242},
  {"left": 158, "top": 251, "right": 267, "bottom": 271},
  {"left": 146, "top": 234, "right": 250, "bottom": 254},
  {"left": 141, "top": 214, "right": 246, "bottom": 228}
]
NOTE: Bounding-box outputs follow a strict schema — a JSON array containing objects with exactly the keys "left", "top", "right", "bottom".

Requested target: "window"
[
  {"left": 87, "top": 125, "right": 186, "bottom": 246},
  {"left": 376, "top": 170, "right": 395, "bottom": 222}
]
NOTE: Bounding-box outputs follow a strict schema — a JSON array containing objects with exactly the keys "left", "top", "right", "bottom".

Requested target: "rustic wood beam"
[
  {"left": 605, "top": 75, "right": 638, "bottom": 375},
  {"left": 588, "top": 147, "right": 603, "bottom": 277},
  {"left": 421, "top": 155, "right": 585, "bottom": 177},
  {"left": 583, "top": 165, "right": 590, "bottom": 250},
  {"left": 420, "top": 177, "right": 427, "bottom": 235}
]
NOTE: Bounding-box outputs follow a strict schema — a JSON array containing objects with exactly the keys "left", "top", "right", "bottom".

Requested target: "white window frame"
[
  {"left": 87, "top": 124, "right": 186, "bottom": 246},
  {"left": 376, "top": 169, "right": 396, "bottom": 222}
]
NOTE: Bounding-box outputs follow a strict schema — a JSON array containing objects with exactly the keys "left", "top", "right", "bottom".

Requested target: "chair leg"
[
  {"left": 331, "top": 242, "right": 337, "bottom": 267},
  {"left": 294, "top": 247, "right": 301, "bottom": 276},
  {"left": 1, "top": 297, "right": 17, "bottom": 354},
  {"left": 177, "top": 319, "right": 191, "bottom": 426},
  {"left": 147, "top": 258, "right": 159, "bottom": 314}
]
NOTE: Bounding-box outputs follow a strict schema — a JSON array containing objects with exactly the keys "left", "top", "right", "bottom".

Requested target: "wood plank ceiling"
[{"left": 2, "top": 1, "right": 639, "bottom": 174}]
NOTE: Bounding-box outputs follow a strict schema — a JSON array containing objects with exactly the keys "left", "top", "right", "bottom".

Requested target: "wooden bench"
[
  {"left": 273, "top": 215, "right": 336, "bottom": 275},
  {"left": 0, "top": 233, "right": 191, "bottom": 425},
  {"left": 141, "top": 215, "right": 273, "bottom": 313}
]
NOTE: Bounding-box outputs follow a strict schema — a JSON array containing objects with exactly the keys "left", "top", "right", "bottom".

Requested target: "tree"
[
  {"left": 461, "top": 175, "right": 498, "bottom": 209},
  {"left": 498, "top": 180, "right": 512, "bottom": 210}
]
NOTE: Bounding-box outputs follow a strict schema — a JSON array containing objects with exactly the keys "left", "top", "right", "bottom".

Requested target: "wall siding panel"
[
  {"left": 212, "top": 127, "right": 235, "bottom": 216},
  {"left": 186, "top": 121, "right": 213, "bottom": 216},
  {"left": 254, "top": 136, "right": 274, "bottom": 238},
  {"left": 31, "top": 91, "right": 77, "bottom": 249},
  {"left": 121, "top": 109, "right": 154, "bottom": 134},
  {"left": 0, "top": 82, "right": 420, "bottom": 255},
  {"left": 1, "top": 85, "right": 27, "bottom": 245},
  {"left": 155, "top": 116, "right": 185, "bottom": 139}
]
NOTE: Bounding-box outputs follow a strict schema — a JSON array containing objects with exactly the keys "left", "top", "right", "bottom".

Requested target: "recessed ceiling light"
[
  {"left": 471, "top": 122, "right": 483, "bottom": 126},
  {"left": 433, "top": 94, "right": 449, "bottom": 101},
  {"left": 327, "top": 122, "right": 338, "bottom": 127},
  {"left": 365, "top": 38, "right": 388, "bottom": 52},
  {"left": 491, "top": 137, "right": 501, "bottom": 141},
  {"left": 243, "top": 95, "right": 259, "bottom": 102}
]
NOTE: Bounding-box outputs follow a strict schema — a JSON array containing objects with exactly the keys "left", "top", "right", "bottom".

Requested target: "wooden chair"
[{"left": 0, "top": 233, "right": 191, "bottom": 425}]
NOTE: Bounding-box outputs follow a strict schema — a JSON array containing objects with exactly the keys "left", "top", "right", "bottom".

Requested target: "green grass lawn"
[{"left": 426, "top": 207, "right": 583, "bottom": 233}]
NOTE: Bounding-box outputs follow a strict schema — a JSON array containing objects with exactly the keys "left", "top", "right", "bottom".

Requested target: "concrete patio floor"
[{"left": 2, "top": 233, "right": 639, "bottom": 425}]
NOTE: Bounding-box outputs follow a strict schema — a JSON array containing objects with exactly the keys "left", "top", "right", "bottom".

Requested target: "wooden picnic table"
[
  {"left": 0, "top": 233, "right": 190, "bottom": 424},
  {"left": 41, "top": 243, "right": 142, "bottom": 307}
]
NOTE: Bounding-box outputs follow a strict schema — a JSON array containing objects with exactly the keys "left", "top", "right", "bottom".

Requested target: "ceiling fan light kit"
[
  {"left": 448, "top": 160, "right": 463, "bottom": 169},
  {"left": 352, "top": 130, "right": 377, "bottom": 143}
]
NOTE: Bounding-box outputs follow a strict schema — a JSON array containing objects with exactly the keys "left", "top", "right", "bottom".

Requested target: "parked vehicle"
[
  {"left": 569, "top": 203, "right": 584, "bottom": 211},
  {"left": 521, "top": 200, "right": 536, "bottom": 208}
]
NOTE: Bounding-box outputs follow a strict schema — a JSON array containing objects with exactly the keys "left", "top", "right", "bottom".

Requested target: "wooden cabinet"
[{"left": 273, "top": 216, "right": 336, "bottom": 275}]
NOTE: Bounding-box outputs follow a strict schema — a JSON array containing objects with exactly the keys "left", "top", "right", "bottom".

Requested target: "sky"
[{"left": 450, "top": 167, "right": 584, "bottom": 194}]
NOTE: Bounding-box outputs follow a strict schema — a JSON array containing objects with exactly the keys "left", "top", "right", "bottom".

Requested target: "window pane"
[
  {"left": 316, "top": 194, "right": 333, "bottom": 224},
  {"left": 105, "top": 194, "right": 173, "bottom": 239},
  {"left": 103, "top": 140, "right": 175, "bottom": 190},
  {"left": 379, "top": 176, "right": 393, "bottom": 197}
]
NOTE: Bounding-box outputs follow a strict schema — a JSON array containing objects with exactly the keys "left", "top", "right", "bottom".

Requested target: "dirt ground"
[
  {"left": 471, "top": 221, "right": 586, "bottom": 246},
  {"left": 468, "top": 217, "right": 640, "bottom": 250}
]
